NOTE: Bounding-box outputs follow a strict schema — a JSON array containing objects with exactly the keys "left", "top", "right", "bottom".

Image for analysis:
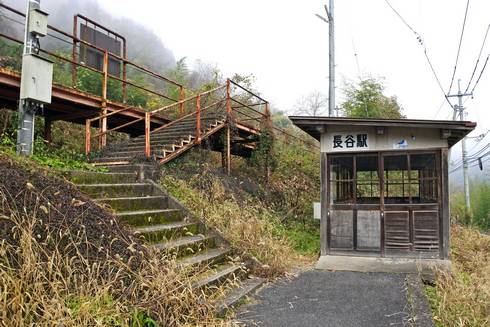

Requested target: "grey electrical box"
[
  {"left": 28, "top": 8, "right": 48, "bottom": 37},
  {"left": 20, "top": 54, "right": 53, "bottom": 104},
  {"left": 313, "top": 202, "right": 321, "bottom": 220}
]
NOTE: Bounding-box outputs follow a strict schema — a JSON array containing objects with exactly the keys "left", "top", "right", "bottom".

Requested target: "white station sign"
[{"left": 330, "top": 132, "right": 369, "bottom": 152}]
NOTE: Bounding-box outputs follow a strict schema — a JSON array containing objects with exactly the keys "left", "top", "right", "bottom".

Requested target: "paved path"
[{"left": 237, "top": 270, "right": 413, "bottom": 327}]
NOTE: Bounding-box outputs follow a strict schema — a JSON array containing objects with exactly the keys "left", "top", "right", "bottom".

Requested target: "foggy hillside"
[{"left": 0, "top": 0, "right": 176, "bottom": 73}]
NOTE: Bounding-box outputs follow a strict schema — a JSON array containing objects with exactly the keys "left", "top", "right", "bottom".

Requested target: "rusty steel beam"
[
  {"left": 0, "top": 69, "right": 168, "bottom": 124},
  {"left": 100, "top": 51, "right": 109, "bottom": 148},
  {"left": 145, "top": 112, "right": 151, "bottom": 158},
  {"left": 72, "top": 15, "right": 77, "bottom": 87},
  {"left": 196, "top": 94, "right": 201, "bottom": 144},
  {"left": 122, "top": 37, "right": 127, "bottom": 103},
  {"left": 85, "top": 119, "right": 91, "bottom": 155},
  {"left": 179, "top": 86, "right": 185, "bottom": 117},
  {"left": 226, "top": 125, "right": 231, "bottom": 175}
]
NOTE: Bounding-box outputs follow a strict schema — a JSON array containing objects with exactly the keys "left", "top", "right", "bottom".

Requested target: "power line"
[
  {"left": 469, "top": 54, "right": 490, "bottom": 94},
  {"left": 464, "top": 24, "right": 490, "bottom": 93},
  {"left": 452, "top": 141, "right": 490, "bottom": 166},
  {"left": 447, "top": 0, "right": 471, "bottom": 95},
  {"left": 384, "top": 0, "right": 418, "bottom": 35},
  {"left": 469, "top": 129, "right": 490, "bottom": 151},
  {"left": 384, "top": 0, "right": 452, "bottom": 109},
  {"left": 450, "top": 146, "right": 490, "bottom": 172},
  {"left": 433, "top": 98, "right": 447, "bottom": 119},
  {"left": 451, "top": 156, "right": 490, "bottom": 173}
]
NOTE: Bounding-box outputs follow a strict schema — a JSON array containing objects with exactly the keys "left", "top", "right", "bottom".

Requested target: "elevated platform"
[{"left": 0, "top": 69, "right": 170, "bottom": 137}]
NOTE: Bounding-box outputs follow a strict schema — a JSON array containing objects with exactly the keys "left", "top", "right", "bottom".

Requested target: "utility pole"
[
  {"left": 448, "top": 79, "right": 472, "bottom": 213},
  {"left": 16, "top": 0, "right": 52, "bottom": 156},
  {"left": 315, "top": 1, "right": 335, "bottom": 117},
  {"left": 328, "top": 0, "right": 335, "bottom": 117}
]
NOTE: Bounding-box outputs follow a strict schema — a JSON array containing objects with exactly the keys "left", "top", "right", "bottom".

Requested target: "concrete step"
[
  {"left": 106, "top": 164, "right": 139, "bottom": 173},
  {"left": 103, "top": 150, "right": 145, "bottom": 158},
  {"left": 216, "top": 277, "right": 265, "bottom": 317},
  {"left": 192, "top": 263, "right": 245, "bottom": 292},
  {"left": 155, "top": 233, "right": 216, "bottom": 257},
  {"left": 118, "top": 208, "right": 184, "bottom": 226},
  {"left": 78, "top": 183, "right": 154, "bottom": 198},
  {"left": 69, "top": 171, "right": 137, "bottom": 184},
  {"left": 95, "top": 195, "right": 168, "bottom": 212},
  {"left": 177, "top": 247, "right": 232, "bottom": 269},
  {"left": 91, "top": 156, "right": 132, "bottom": 164},
  {"left": 133, "top": 221, "right": 200, "bottom": 243}
]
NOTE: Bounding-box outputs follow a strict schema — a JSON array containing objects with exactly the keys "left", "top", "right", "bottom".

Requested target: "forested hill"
[{"left": 1, "top": 0, "right": 176, "bottom": 73}]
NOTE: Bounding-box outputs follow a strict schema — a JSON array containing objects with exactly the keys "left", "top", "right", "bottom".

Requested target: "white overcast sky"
[{"left": 97, "top": 0, "right": 490, "bottom": 139}]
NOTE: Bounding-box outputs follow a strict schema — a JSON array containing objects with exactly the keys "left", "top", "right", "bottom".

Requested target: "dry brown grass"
[
  {"left": 162, "top": 171, "right": 305, "bottom": 278},
  {"left": 426, "top": 225, "right": 490, "bottom": 327},
  {"left": 0, "top": 189, "right": 237, "bottom": 327}
]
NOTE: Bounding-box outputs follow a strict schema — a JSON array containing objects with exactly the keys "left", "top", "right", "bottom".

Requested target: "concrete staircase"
[
  {"left": 69, "top": 167, "right": 264, "bottom": 315},
  {"left": 91, "top": 110, "right": 226, "bottom": 167}
]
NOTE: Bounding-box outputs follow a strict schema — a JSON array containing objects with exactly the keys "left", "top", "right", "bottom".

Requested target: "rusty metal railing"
[{"left": 0, "top": 3, "right": 185, "bottom": 108}]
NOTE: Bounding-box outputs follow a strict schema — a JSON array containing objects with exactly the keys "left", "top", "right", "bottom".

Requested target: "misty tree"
[
  {"left": 341, "top": 77, "right": 405, "bottom": 119},
  {"left": 293, "top": 90, "right": 328, "bottom": 116},
  {"left": 187, "top": 59, "right": 222, "bottom": 91}
]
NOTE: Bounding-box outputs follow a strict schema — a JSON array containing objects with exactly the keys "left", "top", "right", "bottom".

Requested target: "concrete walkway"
[{"left": 237, "top": 270, "right": 416, "bottom": 327}]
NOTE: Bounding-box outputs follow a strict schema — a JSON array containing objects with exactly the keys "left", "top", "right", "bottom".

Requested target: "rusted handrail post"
[
  {"left": 225, "top": 79, "right": 232, "bottom": 175},
  {"left": 85, "top": 119, "right": 91, "bottom": 156},
  {"left": 145, "top": 112, "right": 151, "bottom": 158},
  {"left": 100, "top": 51, "right": 109, "bottom": 148},
  {"left": 71, "top": 15, "right": 77, "bottom": 88},
  {"left": 179, "top": 86, "right": 185, "bottom": 117},
  {"left": 122, "top": 42, "right": 127, "bottom": 103},
  {"left": 196, "top": 94, "right": 201, "bottom": 144}
]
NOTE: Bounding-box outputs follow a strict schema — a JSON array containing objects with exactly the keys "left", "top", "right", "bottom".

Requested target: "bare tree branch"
[{"left": 293, "top": 90, "right": 328, "bottom": 116}]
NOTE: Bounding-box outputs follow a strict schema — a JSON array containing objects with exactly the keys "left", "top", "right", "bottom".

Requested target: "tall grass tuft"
[
  {"left": 162, "top": 170, "right": 302, "bottom": 278},
  {"left": 426, "top": 226, "right": 490, "bottom": 327}
]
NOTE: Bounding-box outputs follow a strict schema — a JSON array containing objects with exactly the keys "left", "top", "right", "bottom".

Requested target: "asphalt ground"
[{"left": 237, "top": 270, "right": 412, "bottom": 327}]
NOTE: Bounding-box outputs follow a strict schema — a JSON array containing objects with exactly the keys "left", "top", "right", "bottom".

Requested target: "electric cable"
[
  {"left": 464, "top": 24, "right": 490, "bottom": 93},
  {"left": 384, "top": 0, "right": 452, "bottom": 109},
  {"left": 469, "top": 54, "right": 490, "bottom": 95},
  {"left": 447, "top": 0, "right": 471, "bottom": 95}
]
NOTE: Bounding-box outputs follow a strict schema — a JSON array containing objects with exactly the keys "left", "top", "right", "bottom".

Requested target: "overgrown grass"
[
  {"left": 0, "top": 133, "right": 104, "bottom": 172},
  {"left": 0, "top": 155, "right": 236, "bottom": 326},
  {"left": 279, "top": 222, "right": 320, "bottom": 256},
  {"left": 425, "top": 225, "right": 490, "bottom": 327},
  {"left": 162, "top": 170, "right": 308, "bottom": 278}
]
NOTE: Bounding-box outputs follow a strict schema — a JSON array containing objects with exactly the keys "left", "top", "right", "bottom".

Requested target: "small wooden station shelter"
[{"left": 290, "top": 117, "right": 476, "bottom": 271}]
